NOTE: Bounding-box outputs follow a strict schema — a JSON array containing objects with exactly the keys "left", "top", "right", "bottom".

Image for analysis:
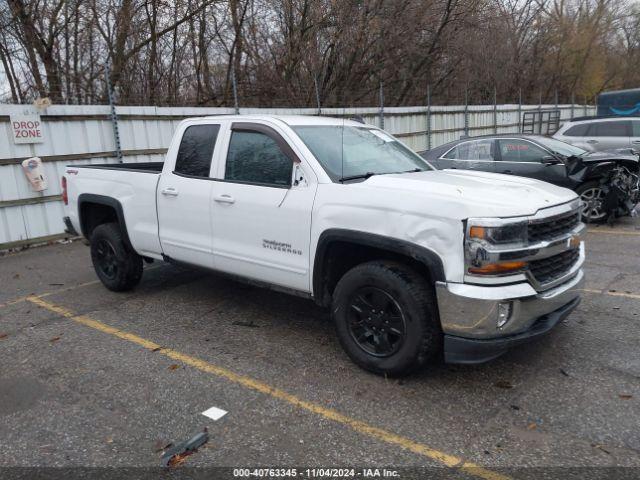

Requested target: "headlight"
[
  {"left": 465, "top": 219, "right": 528, "bottom": 276},
  {"left": 467, "top": 221, "right": 527, "bottom": 245}
]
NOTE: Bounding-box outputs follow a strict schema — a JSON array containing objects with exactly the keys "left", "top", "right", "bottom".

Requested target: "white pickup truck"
[{"left": 62, "top": 115, "right": 585, "bottom": 375}]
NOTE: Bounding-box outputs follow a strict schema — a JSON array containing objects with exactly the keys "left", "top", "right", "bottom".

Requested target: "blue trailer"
[{"left": 597, "top": 88, "right": 640, "bottom": 116}]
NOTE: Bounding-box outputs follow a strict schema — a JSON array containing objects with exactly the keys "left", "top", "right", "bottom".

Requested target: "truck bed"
[{"left": 72, "top": 162, "right": 164, "bottom": 173}]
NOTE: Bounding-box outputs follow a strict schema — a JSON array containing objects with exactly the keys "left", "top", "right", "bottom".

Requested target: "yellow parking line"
[
  {"left": 581, "top": 289, "right": 640, "bottom": 300},
  {"left": 26, "top": 295, "right": 509, "bottom": 480},
  {"left": 587, "top": 229, "right": 640, "bottom": 236},
  {"left": 1, "top": 265, "right": 162, "bottom": 309}
]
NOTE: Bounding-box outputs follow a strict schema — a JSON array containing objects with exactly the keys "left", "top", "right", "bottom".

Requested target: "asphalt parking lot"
[{"left": 1, "top": 219, "right": 639, "bottom": 479}]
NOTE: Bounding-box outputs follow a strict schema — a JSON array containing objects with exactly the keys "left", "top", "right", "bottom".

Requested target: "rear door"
[
  {"left": 210, "top": 122, "right": 316, "bottom": 292},
  {"left": 438, "top": 139, "right": 496, "bottom": 172},
  {"left": 583, "top": 121, "right": 631, "bottom": 151},
  {"left": 495, "top": 138, "right": 571, "bottom": 187},
  {"left": 157, "top": 122, "right": 222, "bottom": 267}
]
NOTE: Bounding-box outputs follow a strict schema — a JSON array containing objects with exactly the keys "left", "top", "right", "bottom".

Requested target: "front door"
[
  {"left": 583, "top": 121, "right": 631, "bottom": 152},
  {"left": 495, "top": 138, "right": 570, "bottom": 188},
  {"left": 157, "top": 123, "right": 221, "bottom": 268},
  {"left": 211, "top": 122, "right": 316, "bottom": 292}
]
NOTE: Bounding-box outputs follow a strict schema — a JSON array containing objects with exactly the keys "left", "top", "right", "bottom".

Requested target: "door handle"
[
  {"left": 161, "top": 187, "right": 179, "bottom": 196},
  {"left": 214, "top": 194, "right": 235, "bottom": 204},
  {"left": 586, "top": 139, "right": 599, "bottom": 144}
]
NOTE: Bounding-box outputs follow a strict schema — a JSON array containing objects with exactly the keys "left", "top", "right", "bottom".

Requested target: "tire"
[
  {"left": 90, "top": 222, "right": 143, "bottom": 292},
  {"left": 576, "top": 181, "right": 608, "bottom": 224},
  {"left": 332, "top": 261, "right": 441, "bottom": 376}
]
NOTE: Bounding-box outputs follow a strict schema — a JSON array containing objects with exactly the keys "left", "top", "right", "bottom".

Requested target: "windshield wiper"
[{"left": 339, "top": 172, "right": 378, "bottom": 182}]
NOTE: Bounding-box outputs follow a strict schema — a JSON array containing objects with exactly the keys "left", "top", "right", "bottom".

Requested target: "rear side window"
[
  {"left": 633, "top": 121, "right": 640, "bottom": 137},
  {"left": 175, "top": 124, "right": 220, "bottom": 177},
  {"left": 225, "top": 131, "right": 293, "bottom": 187},
  {"left": 588, "top": 121, "right": 630, "bottom": 137},
  {"left": 564, "top": 124, "right": 589, "bottom": 136},
  {"left": 443, "top": 139, "right": 494, "bottom": 160}
]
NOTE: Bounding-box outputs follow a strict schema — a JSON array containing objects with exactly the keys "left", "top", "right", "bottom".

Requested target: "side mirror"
[{"left": 541, "top": 156, "right": 561, "bottom": 166}]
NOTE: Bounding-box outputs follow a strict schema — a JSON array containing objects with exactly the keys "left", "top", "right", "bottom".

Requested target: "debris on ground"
[
  {"left": 0, "top": 333, "right": 8, "bottom": 340},
  {"left": 619, "top": 394, "right": 633, "bottom": 400},
  {"left": 168, "top": 364, "right": 180, "bottom": 370},
  {"left": 592, "top": 443, "right": 611, "bottom": 455},
  {"left": 559, "top": 368, "right": 570, "bottom": 377},
  {"left": 232, "top": 320, "right": 259, "bottom": 328},
  {"left": 160, "top": 429, "right": 209, "bottom": 467},
  {"left": 494, "top": 380, "right": 514, "bottom": 389},
  {"left": 49, "top": 336, "right": 61, "bottom": 343}
]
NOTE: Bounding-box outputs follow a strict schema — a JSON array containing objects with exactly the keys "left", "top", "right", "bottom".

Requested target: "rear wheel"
[
  {"left": 90, "top": 223, "right": 143, "bottom": 291},
  {"left": 332, "top": 261, "right": 441, "bottom": 376},
  {"left": 576, "top": 181, "right": 608, "bottom": 223}
]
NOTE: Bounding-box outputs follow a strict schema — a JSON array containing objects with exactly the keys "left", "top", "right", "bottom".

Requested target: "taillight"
[{"left": 62, "top": 176, "right": 68, "bottom": 205}]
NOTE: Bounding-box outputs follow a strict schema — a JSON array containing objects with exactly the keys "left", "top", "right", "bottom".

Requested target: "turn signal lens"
[
  {"left": 469, "top": 226, "right": 486, "bottom": 239},
  {"left": 468, "top": 261, "right": 527, "bottom": 275}
]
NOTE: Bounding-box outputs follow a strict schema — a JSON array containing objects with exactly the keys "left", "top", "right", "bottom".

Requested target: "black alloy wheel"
[{"left": 347, "top": 286, "right": 407, "bottom": 357}]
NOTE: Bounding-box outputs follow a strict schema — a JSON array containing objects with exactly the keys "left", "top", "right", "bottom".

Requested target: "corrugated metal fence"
[{"left": 0, "top": 103, "right": 594, "bottom": 249}]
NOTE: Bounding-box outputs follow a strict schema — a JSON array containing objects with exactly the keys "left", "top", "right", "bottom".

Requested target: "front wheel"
[
  {"left": 576, "top": 181, "right": 608, "bottom": 223},
  {"left": 90, "top": 223, "right": 143, "bottom": 291},
  {"left": 332, "top": 261, "right": 441, "bottom": 376}
]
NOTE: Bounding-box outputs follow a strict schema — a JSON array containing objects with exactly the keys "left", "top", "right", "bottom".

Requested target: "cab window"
[
  {"left": 498, "top": 139, "right": 547, "bottom": 162},
  {"left": 443, "top": 139, "right": 494, "bottom": 161},
  {"left": 174, "top": 124, "right": 220, "bottom": 177},
  {"left": 225, "top": 131, "right": 293, "bottom": 187}
]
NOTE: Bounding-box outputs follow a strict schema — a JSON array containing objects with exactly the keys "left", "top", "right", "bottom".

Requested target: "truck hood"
[
  {"left": 580, "top": 150, "right": 639, "bottom": 163},
  {"left": 358, "top": 169, "right": 577, "bottom": 218}
]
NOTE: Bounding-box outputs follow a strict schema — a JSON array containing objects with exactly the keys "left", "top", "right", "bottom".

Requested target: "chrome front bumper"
[{"left": 436, "top": 266, "right": 584, "bottom": 340}]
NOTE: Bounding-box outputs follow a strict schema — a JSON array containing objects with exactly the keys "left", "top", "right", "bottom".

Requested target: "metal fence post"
[
  {"left": 518, "top": 89, "right": 522, "bottom": 133},
  {"left": 464, "top": 87, "right": 469, "bottom": 137},
  {"left": 571, "top": 92, "right": 575, "bottom": 119},
  {"left": 231, "top": 66, "right": 240, "bottom": 114},
  {"left": 584, "top": 96, "right": 587, "bottom": 116},
  {"left": 379, "top": 81, "right": 384, "bottom": 130},
  {"left": 426, "top": 84, "right": 432, "bottom": 151},
  {"left": 105, "top": 63, "right": 122, "bottom": 163},
  {"left": 493, "top": 87, "right": 498, "bottom": 134},
  {"left": 314, "top": 75, "right": 322, "bottom": 116}
]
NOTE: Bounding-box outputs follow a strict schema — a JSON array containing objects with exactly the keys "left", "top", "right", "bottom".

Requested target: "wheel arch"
[
  {"left": 312, "top": 229, "right": 445, "bottom": 307},
  {"left": 78, "top": 194, "right": 134, "bottom": 251}
]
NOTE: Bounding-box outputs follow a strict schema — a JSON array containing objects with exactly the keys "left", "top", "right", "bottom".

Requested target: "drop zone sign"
[{"left": 11, "top": 114, "right": 45, "bottom": 144}]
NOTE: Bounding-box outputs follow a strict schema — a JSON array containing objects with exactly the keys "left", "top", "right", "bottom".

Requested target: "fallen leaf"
[
  {"left": 167, "top": 453, "right": 189, "bottom": 467},
  {"left": 49, "top": 336, "right": 61, "bottom": 343},
  {"left": 494, "top": 380, "right": 514, "bottom": 389},
  {"left": 527, "top": 422, "right": 537, "bottom": 430},
  {"left": 0, "top": 333, "right": 8, "bottom": 340},
  {"left": 168, "top": 364, "right": 180, "bottom": 370},
  {"left": 619, "top": 394, "right": 633, "bottom": 400},
  {"left": 105, "top": 436, "right": 114, "bottom": 444},
  {"left": 592, "top": 443, "right": 611, "bottom": 454},
  {"left": 13, "top": 273, "right": 20, "bottom": 279},
  {"left": 151, "top": 347, "right": 162, "bottom": 352}
]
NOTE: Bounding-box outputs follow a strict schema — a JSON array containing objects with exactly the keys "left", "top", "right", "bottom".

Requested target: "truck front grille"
[
  {"left": 528, "top": 210, "right": 580, "bottom": 243},
  {"left": 529, "top": 248, "right": 580, "bottom": 286}
]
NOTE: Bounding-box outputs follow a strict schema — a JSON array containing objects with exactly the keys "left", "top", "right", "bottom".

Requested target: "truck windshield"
[
  {"left": 536, "top": 137, "right": 587, "bottom": 157},
  {"left": 293, "top": 126, "right": 432, "bottom": 182}
]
